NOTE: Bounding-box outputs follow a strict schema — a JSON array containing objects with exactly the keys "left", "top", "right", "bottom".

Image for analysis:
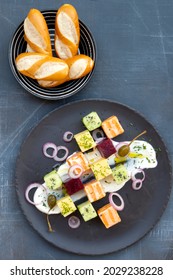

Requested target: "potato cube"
[
  {"left": 82, "top": 111, "right": 102, "bottom": 131},
  {"left": 67, "top": 152, "right": 89, "bottom": 172},
  {"left": 102, "top": 116, "right": 124, "bottom": 138},
  {"left": 84, "top": 180, "right": 106, "bottom": 202},
  {"left": 44, "top": 170, "right": 62, "bottom": 190},
  {"left": 98, "top": 203, "right": 121, "bottom": 228},
  {"left": 78, "top": 200, "right": 97, "bottom": 221},
  {"left": 90, "top": 158, "right": 112, "bottom": 180},
  {"left": 57, "top": 195, "right": 76, "bottom": 217},
  {"left": 74, "top": 130, "right": 96, "bottom": 152}
]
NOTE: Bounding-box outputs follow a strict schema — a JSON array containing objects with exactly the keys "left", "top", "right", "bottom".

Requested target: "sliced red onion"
[
  {"left": 25, "top": 183, "right": 47, "bottom": 205},
  {"left": 63, "top": 131, "right": 74, "bottom": 142},
  {"left": 92, "top": 129, "right": 105, "bottom": 142},
  {"left": 132, "top": 179, "right": 143, "bottom": 190},
  {"left": 68, "top": 215, "right": 81, "bottom": 229},
  {"left": 68, "top": 164, "right": 83, "bottom": 179},
  {"left": 53, "top": 146, "right": 69, "bottom": 162},
  {"left": 131, "top": 169, "right": 145, "bottom": 182},
  {"left": 95, "top": 137, "right": 106, "bottom": 144},
  {"left": 109, "top": 192, "right": 125, "bottom": 211},
  {"left": 43, "top": 142, "right": 57, "bottom": 158}
]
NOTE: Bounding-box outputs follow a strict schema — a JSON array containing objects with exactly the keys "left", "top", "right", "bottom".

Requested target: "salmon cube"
[
  {"left": 67, "top": 152, "right": 90, "bottom": 173},
  {"left": 102, "top": 116, "right": 124, "bottom": 139},
  {"left": 98, "top": 203, "right": 121, "bottom": 228},
  {"left": 84, "top": 180, "right": 106, "bottom": 202}
]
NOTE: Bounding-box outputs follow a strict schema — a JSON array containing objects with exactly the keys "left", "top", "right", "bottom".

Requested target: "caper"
[
  {"left": 117, "top": 130, "right": 147, "bottom": 158},
  {"left": 118, "top": 145, "right": 130, "bottom": 157},
  {"left": 47, "top": 194, "right": 56, "bottom": 210},
  {"left": 46, "top": 194, "right": 56, "bottom": 232}
]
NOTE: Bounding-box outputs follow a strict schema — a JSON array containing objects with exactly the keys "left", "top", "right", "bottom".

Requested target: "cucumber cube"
[
  {"left": 78, "top": 200, "right": 97, "bottom": 221},
  {"left": 82, "top": 112, "right": 102, "bottom": 131},
  {"left": 44, "top": 170, "right": 62, "bottom": 190},
  {"left": 112, "top": 164, "right": 129, "bottom": 184}
]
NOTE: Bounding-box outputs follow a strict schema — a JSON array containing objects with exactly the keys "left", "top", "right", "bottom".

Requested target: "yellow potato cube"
[
  {"left": 74, "top": 130, "right": 96, "bottom": 152},
  {"left": 90, "top": 158, "right": 112, "bottom": 180},
  {"left": 57, "top": 195, "right": 76, "bottom": 217}
]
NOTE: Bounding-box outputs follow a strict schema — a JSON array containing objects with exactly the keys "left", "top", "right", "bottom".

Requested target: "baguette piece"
[
  {"left": 38, "top": 54, "right": 94, "bottom": 87},
  {"left": 55, "top": 4, "right": 80, "bottom": 59},
  {"left": 37, "top": 80, "right": 62, "bottom": 88},
  {"left": 24, "top": 9, "right": 52, "bottom": 56},
  {"left": 15, "top": 52, "right": 49, "bottom": 79},
  {"left": 67, "top": 54, "right": 94, "bottom": 79},
  {"left": 30, "top": 56, "right": 69, "bottom": 81},
  {"left": 16, "top": 53, "right": 69, "bottom": 81}
]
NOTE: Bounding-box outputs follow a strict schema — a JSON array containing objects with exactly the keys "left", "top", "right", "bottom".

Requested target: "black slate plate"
[
  {"left": 9, "top": 10, "right": 96, "bottom": 100},
  {"left": 15, "top": 99, "right": 172, "bottom": 255}
]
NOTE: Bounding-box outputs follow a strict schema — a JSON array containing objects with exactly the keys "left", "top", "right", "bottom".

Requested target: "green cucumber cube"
[
  {"left": 112, "top": 164, "right": 129, "bottom": 184},
  {"left": 82, "top": 112, "right": 102, "bottom": 131},
  {"left": 78, "top": 200, "right": 97, "bottom": 221},
  {"left": 44, "top": 170, "right": 62, "bottom": 190}
]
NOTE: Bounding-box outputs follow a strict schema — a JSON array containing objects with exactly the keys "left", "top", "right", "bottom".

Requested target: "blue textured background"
[{"left": 0, "top": 0, "right": 173, "bottom": 259}]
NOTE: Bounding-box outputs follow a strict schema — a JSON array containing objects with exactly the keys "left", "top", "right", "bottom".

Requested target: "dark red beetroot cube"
[
  {"left": 64, "top": 178, "right": 84, "bottom": 195},
  {"left": 97, "top": 138, "right": 116, "bottom": 158}
]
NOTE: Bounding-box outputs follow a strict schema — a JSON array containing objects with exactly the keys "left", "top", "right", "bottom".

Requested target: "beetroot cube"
[
  {"left": 64, "top": 178, "right": 84, "bottom": 195},
  {"left": 97, "top": 138, "right": 116, "bottom": 158}
]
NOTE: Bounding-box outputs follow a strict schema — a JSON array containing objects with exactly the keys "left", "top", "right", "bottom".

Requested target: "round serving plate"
[{"left": 15, "top": 99, "right": 172, "bottom": 255}]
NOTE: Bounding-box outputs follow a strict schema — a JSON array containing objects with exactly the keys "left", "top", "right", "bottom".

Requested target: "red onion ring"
[
  {"left": 68, "top": 164, "right": 83, "bottom": 179},
  {"left": 132, "top": 179, "right": 143, "bottom": 190},
  {"left": 68, "top": 216, "right": 81, "bottom": 229},
  {"left": 109, "top": 192, "right": 125, "bottom": 211},
  {"left": 25, "top": 183, "right": 47, "bottom": 205},
  {"left": 53, "top": 146, "right": 69, "bottom": 162},
  {"left": 92, "top": 129, "right": 105, "bottom": 142},
  {"left": 95, "top": 137, "right": 106, "bottom": 144},
  {"left": 131, "top": 169, "right": 145, "bottom": 182},
  {"left": 63, "top": 131, "right": 74, "bottom": 142},
  {"left": 43, "top": 142, "right": 57, "bottom": 158}
]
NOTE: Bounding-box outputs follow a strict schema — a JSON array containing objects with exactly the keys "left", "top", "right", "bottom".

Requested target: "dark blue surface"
[{"left": 0, "top": 0, "right": 173, "bottom": 259}]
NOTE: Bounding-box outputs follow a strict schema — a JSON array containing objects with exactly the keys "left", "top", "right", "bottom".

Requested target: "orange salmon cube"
[
  {"left": 84, "top": 180, "right": 106, "bottom": 202},
  {"left": 102, "top": 116, "right": 124, "bottom": 138},
  {"left": 67, "top": 152, "right": 90, "bottom": 174},
  {"left": 98, "top": 203, "right": 121, "bottom": 228}
]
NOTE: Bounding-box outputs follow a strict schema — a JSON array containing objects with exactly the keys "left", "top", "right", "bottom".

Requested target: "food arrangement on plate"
[
  {"left": 15, "top": 4, "right": 94, "bottom": 88},
  {"left": 25, "top": 111, "right": 158, "bottom": 232}
]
